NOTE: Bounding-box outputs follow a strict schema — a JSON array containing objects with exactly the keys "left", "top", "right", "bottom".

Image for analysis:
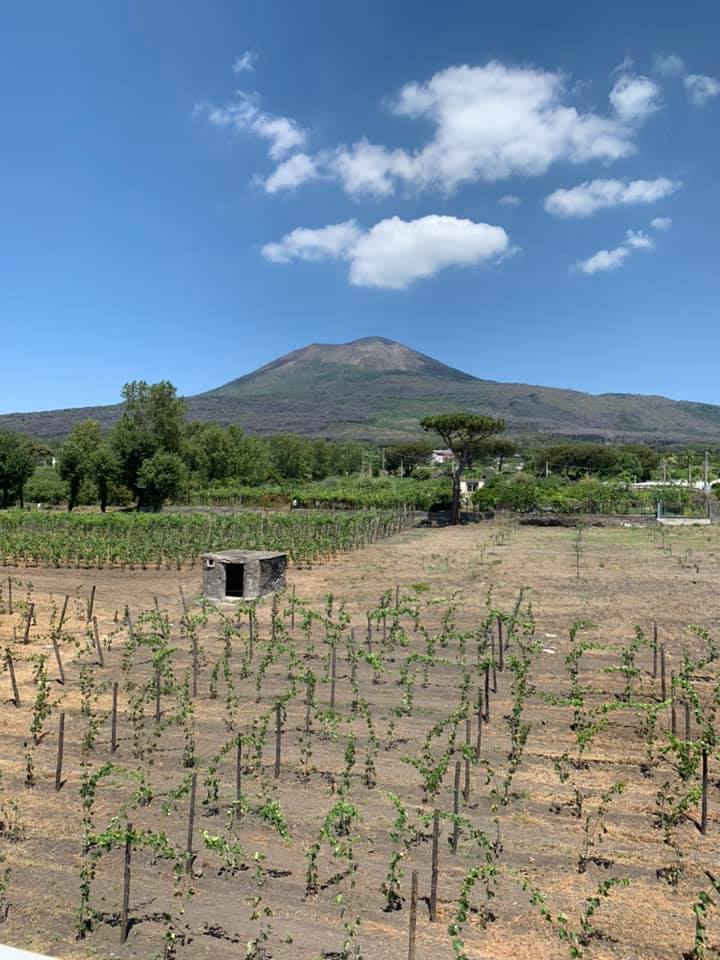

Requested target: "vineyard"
[
  {"left": 0, "top": 507, "right": 416, "bottom": 569},
  {"left": 0, "top": 521, "right": 719, "bottom": 959}
]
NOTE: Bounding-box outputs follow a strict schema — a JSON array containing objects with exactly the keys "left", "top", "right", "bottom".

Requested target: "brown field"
[{"left": 1, "top": 519, "right": 720, "bottom": 960}]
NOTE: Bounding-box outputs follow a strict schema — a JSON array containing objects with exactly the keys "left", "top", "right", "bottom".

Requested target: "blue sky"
[{"left": 1, "top": 0, "right": 719, "bottom": 414}]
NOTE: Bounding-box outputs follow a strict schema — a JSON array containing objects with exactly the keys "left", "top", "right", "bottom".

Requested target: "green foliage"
[
  {"left": 0, "top": 430, "right": 35, "bottom": 508},
  {"left": 0, "top": 507, "right": 413, "bottom": 567},
  {"left": 136, "top": 450, "right": 187, "bottom": 511}
]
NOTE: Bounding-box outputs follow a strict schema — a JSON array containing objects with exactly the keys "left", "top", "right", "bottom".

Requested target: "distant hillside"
[{"left": 2, "top": 336, "right": 720, "bottom": 445}]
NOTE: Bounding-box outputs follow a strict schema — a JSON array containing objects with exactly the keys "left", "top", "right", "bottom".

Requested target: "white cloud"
[
  {"left": 685, "top": 74, "right": 720, "bottom": 107},
  {"left": 262, "top": 214, "right": 510, "bottom": 289},
  {"left": 349, "top": 215, "right": 510, "bottom": 289},
  {"left": 545, "top": 176, "right": 680, "bottom": 217},
  {"left": 233, "top": 51, "right": 257, "bottom": 74},
  {"left": 261, "top": 220, "right": 361, "bottom": 263},
  {"left": 263, "top": 153, "right": 319, "bottom": 193},
  {"left": 498, "top": 194, "right": 521, "bottom": 207},
  {"left": 202, "top": 92, "right": 305, "bottom": 160},
  {"left": 575, "top": 246, "right": 630, "bottom": 274},
  {"left": 267, "top": 61, "right": 645, "bottom": 196},
  {"left": 654, "top": 53, "right": 686, "bottom": 77},
  {"left": 609, "top": 71, "right": 662, "bottom": 122},
  {"left": 650, "top": 54, "right": 719, "bottom": 107},
  {"left": 651, "top": 216, "right": 672, "bottom": 231},
  {"left": 573, "top": 227, "right": 657, "bottom": 275},
  {"left": 623, "top": 229, "right": 655, "bottom": 251},
  {"left": 328, "top": 139, "right": 416, "bottom": 197}
]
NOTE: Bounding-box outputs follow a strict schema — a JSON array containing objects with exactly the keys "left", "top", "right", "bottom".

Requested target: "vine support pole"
[
  {"left": 408, "top": 870, "right": 418, "bottom": 960},
  {"left": 429, "top": 809, "right": 440, "bottom": 922},
  {"left": 55, "top": 711, "right": 65, "bottom": 791},
  {"left": 121, "top": 823, "right": 132, "bottom": 943}
]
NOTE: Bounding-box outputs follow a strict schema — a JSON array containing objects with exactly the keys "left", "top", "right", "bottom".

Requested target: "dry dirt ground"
[{"left": 1, "top": 519, "right": 720, "bottom": 960}]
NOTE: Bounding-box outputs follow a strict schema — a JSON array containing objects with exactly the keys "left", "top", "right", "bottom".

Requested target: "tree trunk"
[{"left": 451, "top": 468, "right": 461, "bottom": 525}]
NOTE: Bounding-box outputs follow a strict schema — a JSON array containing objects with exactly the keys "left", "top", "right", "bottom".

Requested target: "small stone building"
[{"left": 202, "top": 550, "right": 287, "bottom": 601}]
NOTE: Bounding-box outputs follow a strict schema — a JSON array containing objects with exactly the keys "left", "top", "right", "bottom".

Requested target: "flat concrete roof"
[{"left": 202, "top": 550, "right": 286, "bottom": 562}]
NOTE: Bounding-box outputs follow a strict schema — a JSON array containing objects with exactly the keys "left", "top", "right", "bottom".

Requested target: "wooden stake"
[
  {"left": 652, "top": 621, "right": 658, "bottom": 679},
  {"left": 660, "top": 644, "right": 667, "bottom": 701},
  {"left": 92, "top": 616, "right": 104, "bottom": 667},
  {"left": 330, "top": 644, "right": 337, "bottom": 711},
  {"left": 452, "top": 761, "right": 461, "bottom": 853},
  {"left": 685, "top": 701, "right": 691, "bottom": 741},
  {"left": 87, "top": 584, "right": 96, "bottom": 622},
  {"left": 23, "top": 604, "right": 34, "bottom": 644},
  {"left": 463, "top": 716, "right": 471, "bottom": 802},
  {"left": 671, "top": 673, "right": 677, "bottom": 736},
  {"left": 490, "top": 633, "right": 497, "bottom": 693},
  {"left": 408, "top": 870, "right": 418, "bottom": 960},
  {"left": 429, "top": 809, "right": 440, "bottom": 922},
  {"left": 7, "top": 577, "right": 12, "bottom": 615},
  {"left": 191, "top": 636, "right": 198, "bottom": 699},
  {"left": 366, "top": 611, "right": 372, "bottom": 653},
  {"left": 236, "top": 736, "right": 242, "bottom": 807},
  {"left": 497, "top": 617, "right": 504, "bottom": 671},
  {"left": 154, "top": 663, "right": 161, "bottom": 724},
  {"left": 701, "top": 746, "right": 708, "bottom": 835},
  {"left": 121, "top": 823, "right": 132, "bottom": 942},
  {"left": 476, "top": 687, "right": 482, "bottom": 758},
  {"left": 179, "top": 584, "right": 188, "bottom": 616},
  {"left": 274, "top": 702, "right": 282, "bottom": 779},
  {"left": 49, "top": 630, "right": 65, "bottom": 685},
  {"left": 483, "top": 666, "right": 490, "bottom": 723},
  {"left": 58, "top": 594, "right": 69, "bottom": 630},
  {"left": 186, "top": 773, "right": 197, "bottom": 873},
  {"left": 111, "top": 682, "right": 118, "bottom": 753},
  {"left": 55, "top": 712, "right": 65, "bottom": 791},
  {"left": 6, "top": 650, "right": 20, "bottom": 706}
]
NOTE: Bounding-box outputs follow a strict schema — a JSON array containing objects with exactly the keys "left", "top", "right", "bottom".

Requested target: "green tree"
[
  {"left": 89, "top": 444, "right": 120, "bottom": 512},
  {"left": 420, "top": 413, "right": 505, "bottom": 524},
  {"left": 0, "top": 430, "right": 35, "bottom": 508},
  {"left": 58, "top": 420, "right": 101, "bottom": 510},
  {"left": 136, "top": 450, "right": 186, "bottom": 511},
  {"left": 476, "top": 437, "right": 518, "bottom": 472},
  {"left": 110, "top": 381, "right": 186, "bottom": 504},
  {"left": 384, "top": 441, "right": 434, "bottom": 475}
]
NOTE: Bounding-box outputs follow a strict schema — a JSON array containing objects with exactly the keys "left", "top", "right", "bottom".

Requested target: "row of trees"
[
  {"left": 4, "top": 382, "right": 373, "bottom": 512},
  {"left": 2, "top": 381, "right": 717, "bottom": 517}
]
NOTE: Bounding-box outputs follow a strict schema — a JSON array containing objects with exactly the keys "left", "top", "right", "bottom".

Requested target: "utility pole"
[{"left": 704, "top": 450, "right": 709, "bottom": 490}]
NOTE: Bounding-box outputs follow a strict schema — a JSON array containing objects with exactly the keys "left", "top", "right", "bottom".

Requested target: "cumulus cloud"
[
  {"left": 609, "top": 70, "right": 662, "bottom": 122},
  {"left": 650, "top": 53, "right": 719, "bottom": 107},
  {"left": 498, "top": 194, "right": 521, "bottom": 207},
  {"left": 623, "top": 229, "right": 655, "bottom": 250},
  {"left": 545, "top": 176, "right": 680, "bottom": 217},
  {"left": 573, "top": 228, "right": 656, "bottom": 275},
  {"left": 651, "top": 216, "right": 672, "bottom": 231},
  {"left": 262, "top": 153, "right": 320, "bottom": 193},
  {"left": 262, "top": 214, "right": 510, "bottom": 289},
  {"left": 685, "top": 74, "right": 720, "bottom": 107},
  {"left": 575, "top": 246, "right": 630, "bottom": 274},
  {"left": 654, "top": 53, "right": 686, "bottom": 77},
  {"left": 263, "top": 61, "right": 650, "bottom": 196},
  {"left": 200, "top": 92, "right": 305, "bottom": 160},
  {"left": 233, "top": 51, "right": 257, "bottom": 74},
  {"left": 261, "top": 221, "right": 362, "bottom": 263}
]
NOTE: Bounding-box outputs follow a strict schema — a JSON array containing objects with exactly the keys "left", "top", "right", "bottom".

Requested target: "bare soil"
[{"left": 1, "top": 519, "right": 720, "bottom": 960}]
